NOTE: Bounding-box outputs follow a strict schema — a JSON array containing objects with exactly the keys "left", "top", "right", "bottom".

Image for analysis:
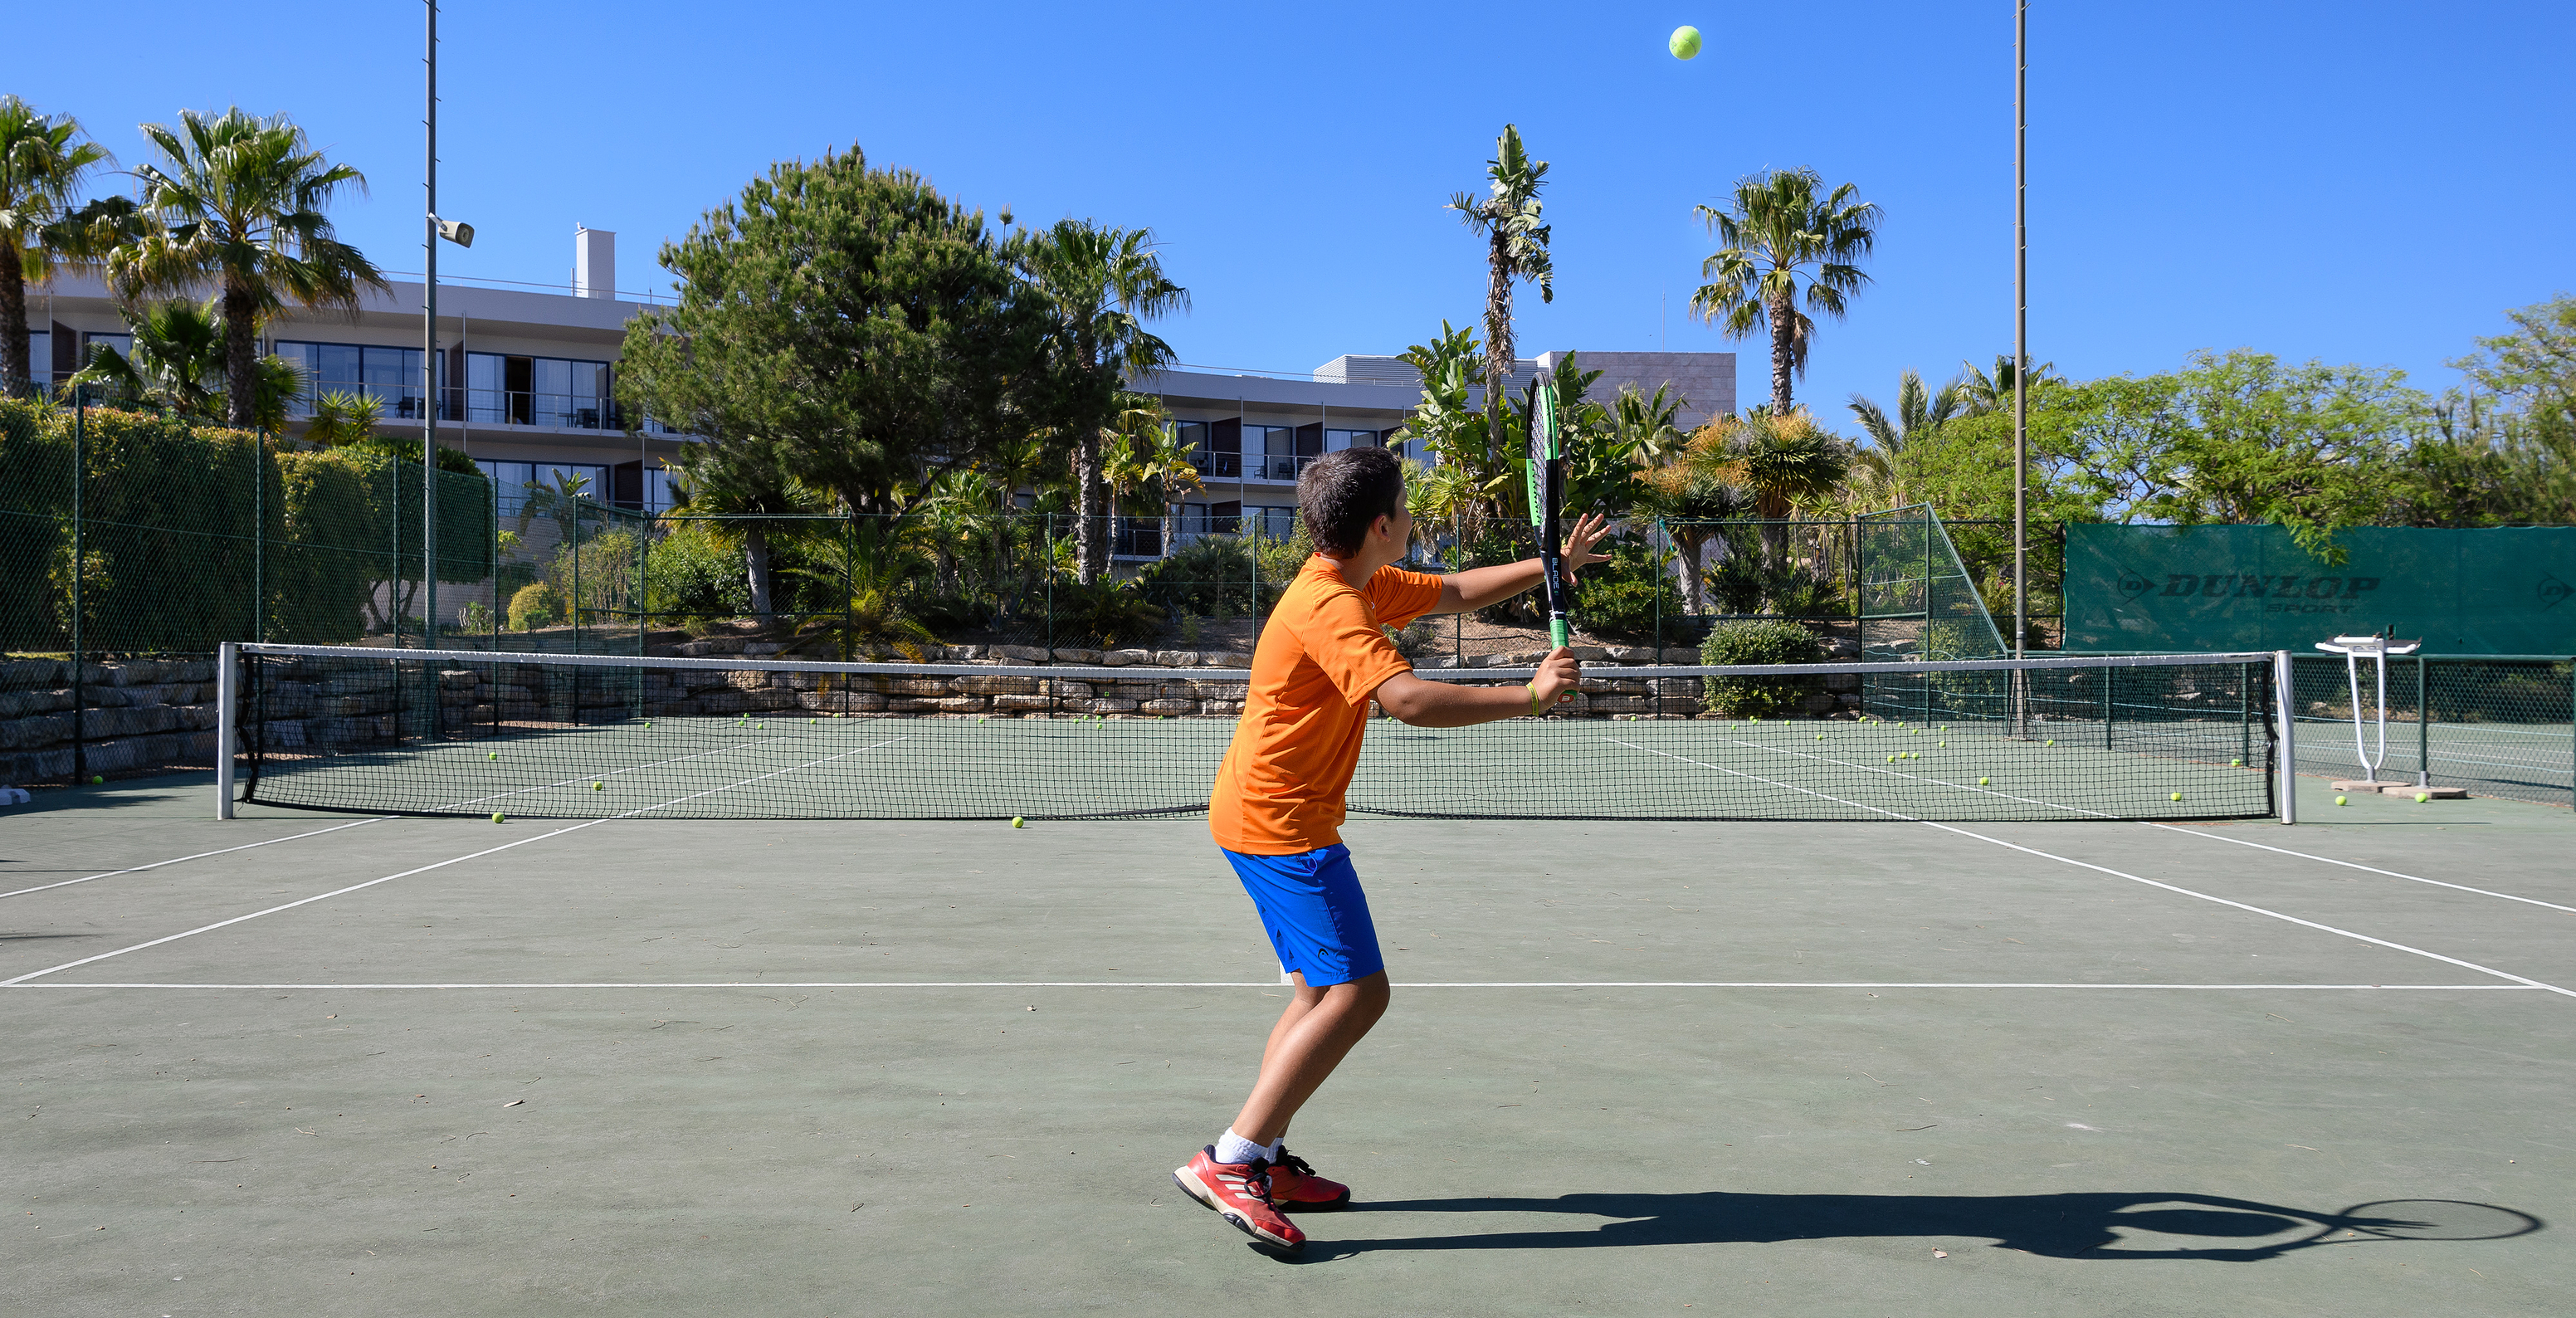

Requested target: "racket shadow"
[{"left": 1278, "top": 1191, "right": 2540, "bottom": 1263}]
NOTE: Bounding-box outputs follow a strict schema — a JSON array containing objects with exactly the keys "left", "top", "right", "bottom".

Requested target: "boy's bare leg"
[{"left": 1229, "top": 970, "right": 1391, "bottom": 1146}]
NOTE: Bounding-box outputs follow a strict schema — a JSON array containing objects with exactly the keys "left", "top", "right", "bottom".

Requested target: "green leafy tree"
[
  {"left": 108, "top": 108, "right": 387, "bottom": 430},
  {"left": 1448, "top": 124, "right": 1553, "bottom": 462},
  {"left": 1016, "top": 220, "right": 1188, "bottom": 583},
  {"left": 617, "top": 147, "right": 1045, "bottom": 517},
  {"left": 2418, "top": 295, "right": 2576, "bottom": 524},
  {"left": 1394, "top": 320, "right": 1509, "bottom": 528},
  {"left": 300, "top": 388, "right": 383, "bottom": 447},
  {"left": 1690, "top": 168, "right": 1881, "bottom": 415},
  {"left": 662, "top": 433, "right": 830, "bottom": 619},
  {"left": 0, "top": 97, "right": 111, "bottom": 399}
]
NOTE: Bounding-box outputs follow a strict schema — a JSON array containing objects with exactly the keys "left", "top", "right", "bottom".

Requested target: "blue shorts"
[{"left": 1221, "top": 843, "right": 1384, "bottom": 988}]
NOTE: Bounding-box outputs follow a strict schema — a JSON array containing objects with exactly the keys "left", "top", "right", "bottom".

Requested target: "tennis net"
[{"left": 222, "top": 643, "right": 2281, "bottom": 823}]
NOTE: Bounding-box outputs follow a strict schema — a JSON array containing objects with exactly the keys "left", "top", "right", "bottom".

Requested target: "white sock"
[{"left": 1213, "top": 1129, "right": 1269, "bottom": 1166}]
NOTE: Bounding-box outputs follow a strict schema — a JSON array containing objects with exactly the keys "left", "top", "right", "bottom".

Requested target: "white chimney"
[{"left": 573, "top": 226, "right": 616, "bottom": 300}]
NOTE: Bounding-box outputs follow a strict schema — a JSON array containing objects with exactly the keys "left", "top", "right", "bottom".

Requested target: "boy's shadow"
[{"left": 1280, "top": 1191, "right": 2538, "bottom": 1263}]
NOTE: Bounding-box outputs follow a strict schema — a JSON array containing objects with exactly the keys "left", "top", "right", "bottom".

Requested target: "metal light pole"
[
  {"left": 2013, "top": 0, "right": 2028, "bottom": 664},
  {"left": 424, "top": 0, "right": 439, "bottom": 658},
  {"left": 424, "top": 0, "right": 472, "bottom": 667}
]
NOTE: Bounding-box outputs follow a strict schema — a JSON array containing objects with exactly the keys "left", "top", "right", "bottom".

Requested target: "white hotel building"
[{"left": 23, "top": 227, "right": 1734, "bottom": 555}]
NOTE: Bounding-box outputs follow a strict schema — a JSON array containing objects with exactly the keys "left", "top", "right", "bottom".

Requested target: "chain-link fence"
[{"left": 2288, "top": 653, "right": 2574, "bottom": 808}]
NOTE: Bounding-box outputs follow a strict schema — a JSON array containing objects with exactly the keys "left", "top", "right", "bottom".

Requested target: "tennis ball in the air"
[
  {"left": 592, "top": 781, "right": 603, "bottom": 791},
  {"left": 2415, "top": 792, "right": 2430, "bottom": 803},
  {"left": 491, "top": 812, "right": 505, "bottom": 823},
  {"left": 2335, "top": 794, "right": 2349, "bottom": 806},
  {"left": 2171, "top": 793, "right": 2183, "bottom": 802},
  {"left": 1011, "top": 816, "right": 1026, "bottom": 828},
  {"left": 1978, "top": 776, "right": 1990, "bottom": 786},
  {"left": 91, "top": 774, "right": 103, "bottom": 784},
  {"left": 1669, "top": 25, "right": 1701, "bottom": 59}
]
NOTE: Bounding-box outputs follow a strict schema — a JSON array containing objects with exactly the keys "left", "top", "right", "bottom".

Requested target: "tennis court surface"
[{"left": 7, "top": 754, "right": 2569, "bottom": 1317}]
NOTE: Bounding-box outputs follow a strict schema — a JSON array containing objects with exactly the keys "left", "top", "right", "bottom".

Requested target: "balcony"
[
  {"left": 1188, "top": 448, "right": 1312, "bottom": 482},
  {"left": 281, "top": 386, "right": 684, "bottom": 436}
]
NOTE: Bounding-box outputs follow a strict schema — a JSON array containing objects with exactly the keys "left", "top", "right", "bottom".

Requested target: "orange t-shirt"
[{"left": 1208, "top": 554, "right": 1447, "bottom": 855}]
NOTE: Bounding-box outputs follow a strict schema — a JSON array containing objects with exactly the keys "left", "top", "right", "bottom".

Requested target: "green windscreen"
[{"left": 2065, "top": 524, "right": 2576, "bottom": 654}]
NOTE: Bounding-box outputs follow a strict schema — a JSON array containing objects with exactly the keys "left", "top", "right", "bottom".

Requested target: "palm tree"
[
  {"left": 0, "top": 97, "right": 112, "bottom": 399},
  {"left": 300, "top": 388, "right": 384, "bottom": 447},
  {"left": 107, "top": 108, "right": 388, "bottom": 430},
  {"left": 661, "top": 432, "right": 829, "bottom": 621},
  {"left": 1847, "top": 369, "right": 1964, "bottom": 456},
  {"left": 1689, "top": 168, "right": 1881, "bottom": 415},
  {"left": 1957, "top": 354, "right": 2060, "bottom": 416},
  {"left": 1447, "top": 124, "right": 1553, "bottom": 451},
  {"left": 1610, "top": 382, "right": 1691, "bottom": 468},
  {"left": 1015, "top": 221, "right": 1187, "bottom": 584},
  {"left": 1635, "top": 447, "right": 1750, "bottom": 613},
  {"left": 66, "top": 299, "right": 227, "bottom": 417},
  {"left": 1097, "top": 393, "right": 1203, "bottom": 555}
]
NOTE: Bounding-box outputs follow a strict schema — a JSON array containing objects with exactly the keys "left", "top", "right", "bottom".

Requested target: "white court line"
[
  {"left": 0, "top": 818, "right": 386, "bottom": 901},
  {"left": 12, "top": 981, "right": 2538, "bottom": 992},
  {"left": 1700, "top": 728, "right": 2575, "bottom": 918},
  {"left": 1609, "top": 739, "right": 2576, "bottom": 1001},
  {"left": 2148, "top": 824, "right": 2576, "bottom": 915},
  {"left": 4, "top": 730, "right": 820, "bottom": 904},
  {"left": 0, "top": 737, "right": 909, "bottom": 987}
]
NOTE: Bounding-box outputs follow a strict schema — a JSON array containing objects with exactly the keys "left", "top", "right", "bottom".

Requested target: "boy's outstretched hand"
[
  {"left": 1561, "top": 513, "right": 1612, "bottom": 578},
  {"left": 1531, "top": 646, "right": 1583, "bottom": 710}
]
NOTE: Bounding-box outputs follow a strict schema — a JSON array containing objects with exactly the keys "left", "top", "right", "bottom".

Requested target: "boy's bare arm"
[
  {"left": 1425, "top": 513, "right": 1612, "bottom": 614},
  {"left": 1372, "top": 648, "right": 1583, "bottom": 729}
]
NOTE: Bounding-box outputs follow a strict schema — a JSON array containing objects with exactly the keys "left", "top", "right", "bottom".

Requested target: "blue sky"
[{"left": 27, "top": 1, "right": 2575, "bottom": 420}]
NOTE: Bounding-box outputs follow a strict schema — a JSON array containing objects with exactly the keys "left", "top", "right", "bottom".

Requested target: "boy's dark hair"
[{"left": 1298, "top": 447, "right": 1407, "bottom": 555}]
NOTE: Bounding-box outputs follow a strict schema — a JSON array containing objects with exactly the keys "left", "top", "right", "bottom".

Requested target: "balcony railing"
[
  {"left": 1188, "top": 449, "right": 1312, "bottom": 481},
  {"left": 278, "top": 385, "right": 685, "bottom": 435}
]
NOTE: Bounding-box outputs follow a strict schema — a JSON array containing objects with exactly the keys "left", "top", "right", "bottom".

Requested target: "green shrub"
[
  {"left": 641, "top": 525, "right": 750, "bottom": 618},
  {"left": 1137, "top": 536, "right": 1260, "bottom": 617},
  {"left": 1047, "top": 576, "right": 1165, "bottom": 648},
  {"left": 1700, "top": 618, "right": 1828, "bottom": 716},
  {"left": 1570, "top": 536, "right": 1680, "bottom": 641},
  {"left": 509, "top": 582, "right": 564, "bottom": 631},
  {"left": 456, "top": 600, "right": 493, "bottom": 633}
]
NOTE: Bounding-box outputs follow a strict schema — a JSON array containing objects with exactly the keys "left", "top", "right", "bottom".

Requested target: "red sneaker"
[
  {"left": 1173, "top": 1147, "right": 1305, "bottom": 1252},
  {"left": 1265, "top": 1147, "right": 1352, "bottom": 1210}
]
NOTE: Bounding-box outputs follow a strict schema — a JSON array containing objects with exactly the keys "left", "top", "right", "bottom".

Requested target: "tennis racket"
[{"left": 1525, "top": 375, "right": 1569, "bottom": 649}]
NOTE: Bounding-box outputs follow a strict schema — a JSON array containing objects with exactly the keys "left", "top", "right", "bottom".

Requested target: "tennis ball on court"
[
  {"left": 1816, "top": 734, "right": 1824, "bottom": 741},
  {"left": 2335, "top": 794, "right": 2349, "bottom": 806},
  {"left": 491, "top": 812, "right": 505, "bottom": 823},
  {"left": 1011, "top": 816, "right": 1026, "bottom": 828},
  {"left": 592, "top": 781, "right": 603, "bottom": 791},
  {"left": 2046, "top": 739, "right": 2056, "bottom": 746},
  {"left": 1978, "top": 776, "right": 1990, "bottom": 786},
  {"left": 2170, "top": 793, "right": 2183, "bottom": 802},
  {"left": 2415, "top": 792, "right": 2430, "bottom": 803},
  {"left": 1939, "top": 740, "right": 1947, "bottom": 748},
  {"left": 1669, "top": 25, "right": 1701, "bottom": 59},
  {"left": 1886, "top": 754, "right": 1896, "bottom": 764},
  {"left": 487, "top": 751, "right": 497, "bottom": 759}
]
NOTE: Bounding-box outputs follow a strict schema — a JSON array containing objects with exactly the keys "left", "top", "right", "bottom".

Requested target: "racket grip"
[{"left": 1549, "top": 620, "right": 1569, "bottom": 649}]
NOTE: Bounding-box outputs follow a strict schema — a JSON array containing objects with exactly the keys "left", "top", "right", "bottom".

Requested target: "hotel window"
[
  {"left": 273, "top": 340, "right": 439, "bottom": 418},
  {"left": 466, "top": 352, "right": 614, "bottom": 427},
  {"left": 476, "top": 460, "right": 612, "bottom": 516}
]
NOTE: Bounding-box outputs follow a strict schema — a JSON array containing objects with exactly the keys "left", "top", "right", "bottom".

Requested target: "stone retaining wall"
[{"left": 0, "top": 658, "right": 223, "bottom": 785}]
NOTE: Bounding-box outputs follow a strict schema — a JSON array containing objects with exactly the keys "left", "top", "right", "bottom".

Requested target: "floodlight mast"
[{"left": 423, "top": 0, "right": 438, "bottom": 677}]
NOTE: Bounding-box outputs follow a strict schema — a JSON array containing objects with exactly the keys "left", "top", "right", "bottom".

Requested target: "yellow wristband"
[{"left": 1528, "top": 683, "right": 1543, "bottom": 717}]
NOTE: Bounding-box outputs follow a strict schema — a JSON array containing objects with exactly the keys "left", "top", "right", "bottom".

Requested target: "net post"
[
  {"left": 215, "top": 642, "right": 237, "bottom": 820},
  {"left": 2274, "top": 649, "right": 2297, "bottom": 824},
  {"left": 2415, "top": 653, "right": 2429, "bottom": 788}
]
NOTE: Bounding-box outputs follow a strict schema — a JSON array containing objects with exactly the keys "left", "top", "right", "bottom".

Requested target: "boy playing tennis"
[{"left": 1173, "top": 446, "right": 1606, "bottom": 1252}]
